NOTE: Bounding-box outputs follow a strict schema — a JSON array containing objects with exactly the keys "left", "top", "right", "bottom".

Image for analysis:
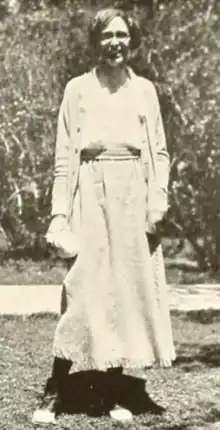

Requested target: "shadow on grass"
[
  {"left": 172, "top": 309, "right": 220, "bottom": 325},
  {"left": 204, "top": 404, "right": 220, "bottom": 425},
  {"left": 54, "top": 371, "right": 165, "bottom": 418},
  {"left": 174, "top": 342, "right": 220, "bottom": 370},
  {"left": 165, "top": 426, "right": 190, "bottom": 430}
]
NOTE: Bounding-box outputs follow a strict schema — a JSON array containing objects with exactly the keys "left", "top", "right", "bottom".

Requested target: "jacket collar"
[{"left": 90, "top": 66, "right": 137, "bottom": 85}]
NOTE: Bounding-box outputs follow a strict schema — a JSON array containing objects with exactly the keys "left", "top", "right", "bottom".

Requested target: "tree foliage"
[{"left": 0, "top": 0, "right": 219, "bottom": 269}]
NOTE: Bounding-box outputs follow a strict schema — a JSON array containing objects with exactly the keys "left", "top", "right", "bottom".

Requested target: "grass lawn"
[
  {"left": 1, "top": 236, "right": 220, "bottom": 285},
  {"left": 0, "top": 257, "right": 220, "bottom": 285},
  {"left": 0, "top": 258, "right": 67, "bottom": 285},
  {"left": 1, "top": 310, "right": 220, "bottom": 429}
]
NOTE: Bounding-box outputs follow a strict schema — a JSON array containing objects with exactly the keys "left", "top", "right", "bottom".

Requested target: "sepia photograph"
[{"left": 0, "top": 0, "right": 219, "bottom": 428}]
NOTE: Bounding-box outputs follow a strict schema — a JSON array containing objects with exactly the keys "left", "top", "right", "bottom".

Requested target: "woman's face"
[{"left": 98, "top": 16, "right": 131, "bottom": 68}]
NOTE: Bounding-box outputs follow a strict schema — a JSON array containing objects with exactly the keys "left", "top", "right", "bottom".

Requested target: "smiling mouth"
[{"left": 108, "top": 50, "right": 123, "bottom": 59}]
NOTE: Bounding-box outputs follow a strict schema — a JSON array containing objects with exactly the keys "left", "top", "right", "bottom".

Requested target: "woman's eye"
[
  {"left": 101, "top": 31, "right": 129, "bottom": 41},
  {"left": 117, "top": 31, "right": 129, "bottom": 39},
  {"left": 101, "top": 32, "right": 112, "bottom": 41}
]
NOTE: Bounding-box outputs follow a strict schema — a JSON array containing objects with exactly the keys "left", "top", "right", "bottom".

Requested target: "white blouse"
[{"left": 80, "top": 70, "right": 143, "bottom": 151}]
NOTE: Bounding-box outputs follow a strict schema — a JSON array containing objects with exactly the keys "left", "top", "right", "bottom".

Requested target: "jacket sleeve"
[
  {"left": 51, "top": 86, "right": 70, "bottom": 217},
  {"left": 154, "top": 88, "right": 170, "bottom": 213}
]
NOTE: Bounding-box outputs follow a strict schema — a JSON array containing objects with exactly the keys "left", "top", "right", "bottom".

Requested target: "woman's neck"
[{"left": 96, "top": 64, "right": 129, "bottom": 92}]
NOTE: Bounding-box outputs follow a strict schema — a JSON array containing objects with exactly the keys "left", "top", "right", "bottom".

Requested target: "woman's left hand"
[
  {"left": 146, "top": 210, "right": 166, "bottom": 234},
  {"left": 148, "top": 210, "right": 165, "bottom": 226}
]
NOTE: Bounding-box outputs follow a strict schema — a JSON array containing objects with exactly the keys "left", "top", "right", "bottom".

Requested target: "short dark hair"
[{"left": 89, "top": 8, "right": 141, "bottom": 51}]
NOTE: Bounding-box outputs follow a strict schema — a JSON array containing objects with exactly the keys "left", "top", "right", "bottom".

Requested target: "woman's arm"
[
  {"left": 155, "top": 91, "right": 170, "bottom": 199},
  {"left": 146, "top": 85, "right": 170, "bottom": 232},
  {"left": 51, "top": 86, "right": 70, "bottom": 218}
]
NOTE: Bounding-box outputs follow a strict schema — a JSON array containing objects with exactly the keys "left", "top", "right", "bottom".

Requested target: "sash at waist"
[{"left": 80, "top": 146, "right": 141, "bottom": 161}]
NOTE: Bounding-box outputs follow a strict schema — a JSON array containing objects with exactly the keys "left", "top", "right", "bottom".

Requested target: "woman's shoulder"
[
  {"left": 63, "top": 71, "right": 93, "bottom": 99},
  {"left": 135, "top": 74, "right": 157, "bottom": 95},
  {"left": 130, "top": 68, "right": 157, "bottom": 96},
  {"left": 65, "top": 71, "right": 93, "bottom": 91}
]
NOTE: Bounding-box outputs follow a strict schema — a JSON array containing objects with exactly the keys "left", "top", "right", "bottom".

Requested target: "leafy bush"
[{"left": 0, "top": 0, "right": 219, "bottom": 270}]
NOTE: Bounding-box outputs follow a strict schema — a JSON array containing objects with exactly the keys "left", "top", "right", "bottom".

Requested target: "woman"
[{"left": 33, "top": 7, "right": 175, "bottom": 424}]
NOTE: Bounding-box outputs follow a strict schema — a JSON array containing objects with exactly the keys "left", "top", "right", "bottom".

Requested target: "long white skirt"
[{"left": 53, "top": 152, "right": 175, "bottom": 371}]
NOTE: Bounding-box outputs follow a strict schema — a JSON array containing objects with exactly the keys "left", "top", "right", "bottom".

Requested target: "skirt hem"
[{"left": 53, "top": 347, "right": 176, "bottom": 371}]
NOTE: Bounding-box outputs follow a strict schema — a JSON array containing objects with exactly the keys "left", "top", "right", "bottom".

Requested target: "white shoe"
[
  {"left": 110, "top": 405, "right": 133, "bottom": 422},
  {"left": 32, "top": 408, "right": 56, "bottom": 425}
]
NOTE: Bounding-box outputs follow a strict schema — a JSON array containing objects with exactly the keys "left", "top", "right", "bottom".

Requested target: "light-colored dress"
[{"left": 52, "top": 72, "right": 175, "bottom": 371}]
